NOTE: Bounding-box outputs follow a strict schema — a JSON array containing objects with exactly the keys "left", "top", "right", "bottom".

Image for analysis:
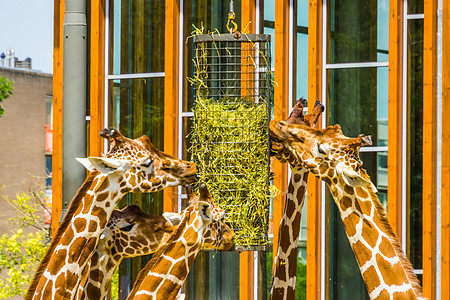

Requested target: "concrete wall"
[{"left": 0, "top": 68, "right": 52, "bottom": 235}]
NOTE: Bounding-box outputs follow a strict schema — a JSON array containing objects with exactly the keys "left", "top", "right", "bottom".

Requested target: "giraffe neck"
[
  {"left": 27, "top": 172, "right": 98, "bottom": 300},
  {"left": 78, "top": 226, "right": 171, "bottom": 300},
  {"left": 77, "top": 247, "right": 121, "bottom": 300},
  {"left": 270, "top": 167, "right": 308, "bottom": 300},
  {"left": 33, "top": 175, "right": 126, "bottom": 300},
  {"left": 127, "top": 207, "right": 202, "bottom": 300},
  {"left": 330, "top": 182, "right": 423, "bottom": 299}
]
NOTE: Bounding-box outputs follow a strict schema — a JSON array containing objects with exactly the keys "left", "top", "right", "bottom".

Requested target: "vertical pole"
[
  {"left": 52, "top": 0, "right": 65, "bottom": 237},
  {"left": 272, "top": 0, "right": 290, "bottom": 269},
  {"left": 388, "top": 0, "right": 404, "bottom": 240},
  {"left": 62, "top": 0, "right": 87, "bottom": 214},
  {"left": 90, "top": 0, "right": 106, "bottom": 157},
  {"left": 164, "top": 0, "right": 180, "bottom": 213},
  {"left": 423, "top": 0, "right": 438, "bottom": 298},
  {"left": 307, "top": 0, "right": 323, "bottom": 299},
  {"left": 441, "top": 0, "right": 450, "bottom": 298},
  {"left": 240, "top": 1, "right": 256, "bottom": 299}
]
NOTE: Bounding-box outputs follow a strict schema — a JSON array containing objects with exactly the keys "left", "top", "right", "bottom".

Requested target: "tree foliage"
[
  {"left": 0, "top": 76, "right": 14, "bottom": 116},
  {"left": 0, "top": 184, "right": 50, "bottom": 298}
]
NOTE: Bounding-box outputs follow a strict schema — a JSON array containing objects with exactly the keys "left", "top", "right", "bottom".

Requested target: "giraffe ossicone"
[
  {"left": 28, "top": 128, "right": 197, "bottom": 300},
  {"left": 126, "top": 183, "right": 235, "bottom": 300},
  {"left": 77, "top": 205, "right": 181, "bottom": 300},
  {"left": 269, "top": 121, "right": 424, "bottom": 299}
]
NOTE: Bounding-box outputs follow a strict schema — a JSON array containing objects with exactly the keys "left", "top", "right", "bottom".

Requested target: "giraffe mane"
[
  {"left": 25, "top": 171, "right": 99, "bottom": 300},
  {"left": 126, "top": 206, "right": 194, "bottom": 300},
  {"left": 359, "top": 169, "right": 424, "bottom": 298}
]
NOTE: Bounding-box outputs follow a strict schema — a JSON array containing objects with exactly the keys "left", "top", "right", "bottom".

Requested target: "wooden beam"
[
  {"left": 163, "top": 0, "right": 180, "bottom": 213},
  {"left": 306, "top": 0, "right": 323, "bottom": 299},
  {"left": 51, "top": 0, "right": 65, "bottom": 238},
  {"left": 423, "top": 0, "right": 437, "bottom": 298},
  {"left": 239, "top": 2, "right": 256, "bottom": 299},
  {"left": 441, "top": 0, "right": 450, "bottom": 298},
  {"left": 387, "top": 0, "right": 404, "bottom": 240},
  {"left": 272, "top": 0, "right": 290, "bottom": 270},
  {"left": 89, "top": 0, "right": 105, "bottom": 157}
]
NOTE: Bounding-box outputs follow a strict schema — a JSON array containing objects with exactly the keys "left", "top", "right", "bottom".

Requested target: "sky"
[{"left": 0, "top": 0, "right": 53, "bottom": 74}]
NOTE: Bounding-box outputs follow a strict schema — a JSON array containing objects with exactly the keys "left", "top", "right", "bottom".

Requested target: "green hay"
[
  {"left": 190, "top": 97, "right": 271, "bottom": 246},
  {"left": 188, "top": 28, "right": 273, "bottom": 246}
]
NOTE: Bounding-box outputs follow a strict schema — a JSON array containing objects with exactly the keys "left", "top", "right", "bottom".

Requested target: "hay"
[
  {"left": 190, "top": 97, "right": 270, "bottom": 246},
  {"left": 188, "top": 30, "right": 272, "bottom": 247}
]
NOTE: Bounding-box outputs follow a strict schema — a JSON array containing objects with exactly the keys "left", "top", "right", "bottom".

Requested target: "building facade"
[
  {"left": 52, "top": 0, "right": 449, "bottom": 299},
  {"left": 0, "top": 67, "right": 52, "bottom": 234}
]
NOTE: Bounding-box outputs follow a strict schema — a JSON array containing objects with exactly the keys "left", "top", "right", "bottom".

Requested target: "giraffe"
[
  {"left": 270, "top": 98, "right": 324, "bottom": 300},
  {"left": 77, "top": 205, "right": 181, "bottom": 300},
  {"left": 269, "top": 121, "right": 425, "bottom": 299},
  {"left": 126, "top": 183, "right": 235, "bottom": 300},
  {"left": 29, "top": 128, "right": 197, "bottom": 300}
]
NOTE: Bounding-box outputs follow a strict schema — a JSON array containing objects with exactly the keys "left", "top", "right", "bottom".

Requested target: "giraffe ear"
[
  {"left": 162, "top": 212, "right": 182, "bottom": 227},
  {"left": 337, "top": 163, "right": 372, "bottom": 187},
  {"left": 78, "top": 157, "right": 130, "bottom": 174},
  {"left": 76, "top": 158, "right": 96, "bottom": 172},
  {"left": 198, "top": 201, "right": 212, "bottom": 221}
]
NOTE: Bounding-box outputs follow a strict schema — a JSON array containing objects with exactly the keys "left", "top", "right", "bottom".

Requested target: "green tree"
[
  {"left": 0, "top": 76, "right": 14, "bottom": 116},
  {"left": 0, "top": 184, "right": 50, "bottom": 298}
]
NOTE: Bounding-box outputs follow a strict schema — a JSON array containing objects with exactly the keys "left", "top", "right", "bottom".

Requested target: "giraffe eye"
[
  {"left": 318, "top": 144, "right": 326, "bottom": 155},
  {"left": 142, "top": 158, "right": 153, "bottom": 169},
  {"left": 120, "top": 223, "right": 135, "bottom": 232}
]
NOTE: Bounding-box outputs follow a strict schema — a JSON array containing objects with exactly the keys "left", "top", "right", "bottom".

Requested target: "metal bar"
[
  {"left": 325, "top": 61, "right": 389, "bottom": 69},
  {"left": 406, "top": 14, "right": 424, "bottom": 19},
  {"left": 107, "top": 72, "right": 165, "bottom": 79},
  {"left": 321, "top": 0, "right": 328, "bottom": 298},
  {"left": 193, "top": 33, "right": 271, "bottom": 43},
  {"left": 401, "top": 0, "right": 408, "bottom": 253},
  {"left": 359, "top": 146, "right": 389, "bottom": 152},
  {"left": 103, "top": 0, "right": 110, "bottom": 154},
  {"left": 62, "top": 0, "right": 87, "bottom": 213}
]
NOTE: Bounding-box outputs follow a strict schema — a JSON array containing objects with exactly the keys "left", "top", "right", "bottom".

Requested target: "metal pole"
[{"left": 62, "top": 0, "right": 87, "bottom": 218}]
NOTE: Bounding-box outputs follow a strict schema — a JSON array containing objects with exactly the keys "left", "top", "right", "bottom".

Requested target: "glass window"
[
  {"left": 296, "top": 0, "right": 309, "bottom": 100},
  {"left": 263, "top": 0, "right": 275, "bottom": 70},
  {"left": 327, "top": 0, "right": 389, "bottom": 64},
  {"left": 407, "top": 0, "right": 424, "bottom": 14},
  {"left": 109, "top": 77, "right": 165, "bottom": 147},
  {"left": 109, "top": 0, "right": 165, "bottom": 75},
  {"left": 327, "top": 67, "right": 388, "bottom": 146},
  {"left": 407, "top": 18, "right": 423, "bottom": 271}
]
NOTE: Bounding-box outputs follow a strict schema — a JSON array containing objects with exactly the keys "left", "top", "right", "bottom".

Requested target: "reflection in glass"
[
  {"left": 328, "top": 67, "right": 388, "bottom": 147},
  {"left": 109, "top": 0, "right": 165, "bottom": 74},
  {"left": 109, "top": 77, "right": 165, "bottom": 297},
  {"left": 407, "top": 18, "right": 423, "bottom": 270},
  {"left": 329, "top": 151, "right": 387, "bottom": 300},
  {"left": 327, "top": 0, "right": 389, "bottom": 63},
  {"left": 407, "top": 0, "right": 424, "bottom": 15}
]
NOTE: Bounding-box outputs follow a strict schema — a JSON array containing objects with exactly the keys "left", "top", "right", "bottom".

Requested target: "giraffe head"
[
  {"left": 271, "top": 98, "right": 324, "bottom": 165},
  {"left": 99, "top": 205, "right": 181, "bottom": 258},
  {"left": 77, "top": 128, "right": 197, "bottom": 193},
  {"left": 270, "top": 120, "right": 375, "bottom": 190},
  {"left": 184, "top": 183, "right": 235, "bottom": 251}
]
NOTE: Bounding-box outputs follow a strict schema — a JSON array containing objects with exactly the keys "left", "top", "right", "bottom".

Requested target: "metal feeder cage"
[{"left": 190, "top": 33, "right": 272, "bottom": 250}]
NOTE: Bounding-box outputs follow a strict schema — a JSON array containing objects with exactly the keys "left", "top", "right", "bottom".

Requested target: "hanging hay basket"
[{"left": 189, "top": 32, "right": 272, "bottom": 250}]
